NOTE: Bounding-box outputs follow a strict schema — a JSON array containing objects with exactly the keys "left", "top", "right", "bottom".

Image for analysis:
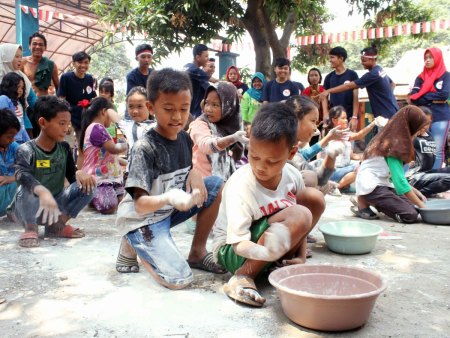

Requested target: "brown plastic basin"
[{"left": 268, "top": 264, "right": 387, "bottom": 332}]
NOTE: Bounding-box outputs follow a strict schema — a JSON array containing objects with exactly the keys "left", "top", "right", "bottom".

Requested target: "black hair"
[
  {"left": 361, "top": 44, "right": 378, "bottom": 57},
  {"left": 34, "top": 95, "right": 70, "bottom": 121},
  {"left": 285, "top": 95, "right": 319, "bottom": 121},
  {"left": 326, "top": 105, "right": 346, "bottom": 134},
  {"left": 307, "top": 67, "right": 322, "bottom": 84},
  {"left": 208, "top": 58, "right": 215, "bottom": 62},
  {"left": 0, "top": 108, "right": 21, "bottom": 136},
  {"left": 147, "top": 68, "right": 192, "bottom": 103},
  {"left": 329, "top": 46, "right": 347, "bottom": 61},
  {"left": 274, "top": 57, "right": 291, "bottom": 68},
  {"left": 99, "top": 78, "right": 114, "bottom": 98},
  {"left": 0, "top": 72, "right": 26, "bottom": 109},
  {"left": 79, "top": 97, "right": 113, "bottom": 152},
  {"left": 72, "top": 51, "right": 91, "bottom": 62},
  {"left": 127, "top": 86, "right": 147, "bottom": 101},
  {"left": 28, "top": 32, "right": 47, "bottom": 47},
  {"left": 135, "top": 43, "right": 153, "bottom": 56},
  {"left": 251, "top": 102, "right": 297, "bottom": 148},
  {"left": 193, "top": 44, "right": 208, "bottom": 57}
]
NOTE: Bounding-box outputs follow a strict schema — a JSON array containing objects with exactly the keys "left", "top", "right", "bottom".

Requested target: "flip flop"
[
  {"left": 45, "top": 224, "right": 85, "bottom": 238},
  {"left": 350, "top": 206, "right": 379, "bottom": 220},
  {"left": 188, "top": 252, "right": 227, "bottom": 274},
  {"left": 19, "top": 231, "right": 40, "bottom": 248},
  {"left": 223, "top": 275, "right": 265, "bottom": 307}
]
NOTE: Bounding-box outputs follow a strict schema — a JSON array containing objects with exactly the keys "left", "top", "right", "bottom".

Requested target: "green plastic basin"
[{"left": 319, "top": 221, "right": 383, "bottom": 255}]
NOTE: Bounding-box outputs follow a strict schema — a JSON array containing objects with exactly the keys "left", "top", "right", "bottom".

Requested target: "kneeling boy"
[
  {"left": 213, "top": 102, "right": 324, "bottom": 307},
  {"left": 116, "top": 68, "right": 225, "bottom": 290},
  {"left": 11, "top": 96, "right": 96, "bottom": 247}
]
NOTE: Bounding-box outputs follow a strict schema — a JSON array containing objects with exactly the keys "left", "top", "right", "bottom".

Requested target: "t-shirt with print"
[
  {"left": 261, "top": 80, "right": 299, "bottom": 103},
  {"left": 324, "top": 69, "right": 359, "bottom": 118},
  {"left": 82, "top": 123, "right": 122, "bottom": 184},
  {"left": 57, "top": 71, "right": 97, "bottom": 129},
  {"left": 354, "top": 65, "right": 398, "bottom": 119},
  {"left": 15, "top": 140, "right": 76, "bottom": 196},
  {"left": 116, "top": 128, "right": 193, "bottom": 234},
  {"left": 412, "top": 133, "right": 436, "bottom": 173},
  {"left": 0, "top": 141, "right": 19, "bottom": 177},
  {"left": 212, "top": 163, "right": 305, "bottom": 260}
]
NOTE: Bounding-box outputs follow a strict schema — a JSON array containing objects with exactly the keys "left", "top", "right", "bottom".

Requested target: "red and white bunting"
[{"left": 18, "top": 5, "right": 95, "bottom": 23}]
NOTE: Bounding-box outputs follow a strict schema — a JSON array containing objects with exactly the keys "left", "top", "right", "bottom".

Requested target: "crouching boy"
[
  {"left": 10, "top": 96, "right": 96, "bottom": 247},
  {"left": 115, "top": 69, "right": 225, "bottom": 290},
  {"left": 213, "top": 102, "right": 325, "bottom": 307}
]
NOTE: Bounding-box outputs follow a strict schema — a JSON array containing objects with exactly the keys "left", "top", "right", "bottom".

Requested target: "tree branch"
[{"left": 280, "top": 11, "right": 296, "bottom": 48}]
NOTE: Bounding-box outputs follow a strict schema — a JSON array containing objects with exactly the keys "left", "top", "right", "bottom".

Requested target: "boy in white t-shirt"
[{"left": 213, "top": 102, "right": 325, "bottom": 307}]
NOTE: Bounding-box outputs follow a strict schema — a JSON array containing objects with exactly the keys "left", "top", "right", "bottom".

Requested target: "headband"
[{"left": 136, "top": 49, "right": 153, "bottom": 57}]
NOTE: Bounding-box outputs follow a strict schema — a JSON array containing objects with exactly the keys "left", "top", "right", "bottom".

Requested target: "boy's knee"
[{"left": 396, "top": 210, "right": 419, "bottom": 224}]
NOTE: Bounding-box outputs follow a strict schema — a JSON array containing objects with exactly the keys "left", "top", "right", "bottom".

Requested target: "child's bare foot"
[
  {"left": 223, "top": 275, "right": 266, "bottom": 307},
  {"left": 281, "top": 257, "right": 306, "bottom": 265}
]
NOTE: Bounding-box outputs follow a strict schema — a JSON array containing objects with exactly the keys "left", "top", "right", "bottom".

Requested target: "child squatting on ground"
[
  {"left": 212, "top": 102, "right": 325, "bottom": 307},
  {"left": 9, "top": 96, "right": 96, "bottom": 247},
  {"left": 115, "top": 68, "right": 225, "bottom": 288}
]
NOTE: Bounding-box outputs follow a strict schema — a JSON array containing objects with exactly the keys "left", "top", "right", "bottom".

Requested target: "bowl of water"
[
  {"left": 417, "top": 200, "right": 450, "bottom": 225},
  {"left": 268, "top": 264, "right": 387, "bottom": 331},
  {"left": 319, "top": 221, "right": 383, "bottom": 254}
]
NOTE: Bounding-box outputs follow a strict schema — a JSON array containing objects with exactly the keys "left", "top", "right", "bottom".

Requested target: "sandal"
[
  {"left": 188, "top": 252, "right": 227, "bottom": 274},
  {"left": 223, "top": 275, "right": 266, "bottom": 307},
  {"left": 19, "top": 231, "right": 40, "bottom": 248},
  {"left": 45, "top": 224, "right": 85, "bottom": 238},
  {"left": 116, "top": 237, "right": 139, "bottom": 273},
  {"left": 350, "top": 206, "right": 379, "bottom": 220}
]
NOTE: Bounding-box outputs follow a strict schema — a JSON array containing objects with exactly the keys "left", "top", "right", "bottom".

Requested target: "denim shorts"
[{"left": 125, "top": 176, "right": 223, "bottom": 288}]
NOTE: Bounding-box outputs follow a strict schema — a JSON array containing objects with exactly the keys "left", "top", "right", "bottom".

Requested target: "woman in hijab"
[
  {"left": 352, "top": 106, "right": 429, "bottom": 223},
  {"left": 0, "top": 43, "right": 37, "bottom": 134},
  {"left": 225, "top": 66, "right": 248, "bottom": 99},
  {"left": 408, "top": 47, "right": 450, "bottom": 169},
  {"left": 241, "top": 72, "right": 266, "bottom": 126}
]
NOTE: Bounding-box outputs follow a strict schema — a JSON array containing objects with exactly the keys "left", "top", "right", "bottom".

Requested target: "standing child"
[
  {"left": 241, "top": 72, "right": 266, "bottom": 126},
  {"left": 352, "top": 106, "right": 428, "bottom": 222},
  {"left": 262, "top": 58, "right": 299, "bottom": 103},
  {"left": 213, "top": 102, "right": 325, "bottom": 307},
  {"left": 226, "top": 66, "right": 248, "bottom": 99},
  {"left": 10, "top": 96, "right": 96, "bottom": 248},
  {"left": 115, "top": 68, "right": 225, "bottom": 288},
  {"left": 117, "top": 86, "right": 155, "bottom": 150},
  {"left": 189, "top": 81, "right": 247, "bottom": 180},
  {"left": 302, "top": 67, "right": 329, "bottom": 130},
  {"left": 0, "top": 109, "right": 20, "bottom": 217},
  {"left": 0, "top": 72, "right": 30, "bottom": 143},
  {"left": 79, "top": 97, "right": 126, "bottom": 214},
  {"left": 98, "top": 77, "right": 118, "bottom": 141}
]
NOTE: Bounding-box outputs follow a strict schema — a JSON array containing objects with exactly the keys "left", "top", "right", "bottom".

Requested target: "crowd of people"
[{"left": 0, "top": 33, "right": 449, "bottom": 307}]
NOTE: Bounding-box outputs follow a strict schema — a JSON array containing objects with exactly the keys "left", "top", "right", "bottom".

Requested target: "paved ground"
[{"left": 1, "top": 194, "right": 449, "bottom": 337}]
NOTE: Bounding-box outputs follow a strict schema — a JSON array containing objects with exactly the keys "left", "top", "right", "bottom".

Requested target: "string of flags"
[{"left": 20, "top": 5, "right": 96, "bottom": 25}]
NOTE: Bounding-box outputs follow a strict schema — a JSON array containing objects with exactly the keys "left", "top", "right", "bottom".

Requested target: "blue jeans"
[
  {"left": 330, "top": 162, "right": 358, "bottom": 183},
  {"left": 430, "top": 120, "right": 450, "bottom": 169},
  {"left": 12, "top": 182, "right": 95, "bottom": 226},
  {"left": 125, "top": 176, "right": 223, "bottom": 288},
  {"left": 0, "top": 182, "right": 16, "bottom": 217}
]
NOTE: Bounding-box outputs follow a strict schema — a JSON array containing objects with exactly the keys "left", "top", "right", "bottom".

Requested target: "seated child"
[
  {"left": 213, "top": 102, "right": 325, "bottom": 307},
  {"left": 117, "top": 86, "right": 155, "bottom": 151},
  {"left": 80, "top": 97, "right": 126, "bottom": 214},
  {"left": 0, "top": 108, "right": 20, "bottom": 216},
  {"left": 352, "top": 105, "right": 428, "bottom": 222},
  {"left": 10, "top": 96, "right": 96, "bottom": 247},
  {"left": 115, "top": 68, "right": 225, "bottom": 288}
]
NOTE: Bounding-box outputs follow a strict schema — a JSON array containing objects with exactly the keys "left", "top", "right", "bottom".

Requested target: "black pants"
[{"left": 409, "top": 167, "right": 450, "bottom": 197}]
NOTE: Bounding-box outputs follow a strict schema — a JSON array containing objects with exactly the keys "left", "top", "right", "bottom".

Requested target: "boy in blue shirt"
[
  {"left": 262, "top": 58, "right": 299, "bottom": 103},
  {"left": 116, "top": 68, "right": 225, "bottom": 289}
]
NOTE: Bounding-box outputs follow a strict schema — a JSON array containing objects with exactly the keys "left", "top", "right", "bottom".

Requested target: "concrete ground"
[{"left": 0, "top": 194, "right": 449, "bottom": 338}]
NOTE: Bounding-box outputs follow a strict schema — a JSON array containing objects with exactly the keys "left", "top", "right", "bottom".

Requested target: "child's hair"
[
  {"left": 99, "top": 77, "right": 114, "bottom": 98},
  {"left": 285, "top": 95, "right": 319, "bottom": 121},
  {"left": 79, "top": 97, "right": 113, "bottom": 152},
  {"left": 28, "top": 32, "right": 47, "bottom": 47},
  {"left": 251, "top": 102, "right": 297, "bottom": 148},
  {"left": 0, "top": 108, "right": 21, "bottom": 135},
  {"left": 147, "top": 68, "right": 192, "bottom": 103},
  {"left": 72, "top": 51, "right": 91, "bottom": 62},
  {"left": 127, "top": 86, "right": 147, "bottom": 101},
  {"left": 193, "top": 44, "right": 208, "bottom": 57},
  {"left": 307, "top": 67, "right": 322, "bottom": 84},
  {"left": 0, "top": 72, "right": 26, "bottom": 109},
  {"left": 135, "top": 43, "right": 153, "bottom": 56},
  {"left": 361, "top": 44, "right": 378, "bottom": 58},
  {"left": 274, "top": 57, "right": 291, "bottom": 68},
  {"left": 325, "top": 105, "right": 346, "bottom": 134},
  {"left": 208, "top": 57, "right": 215, "bottom": 62},
  {"left": 34, "top": 95, "right": 70, "bottom": 121},
  {"left": 329, "top": 46, "right": 347, "bottom": 61}
]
